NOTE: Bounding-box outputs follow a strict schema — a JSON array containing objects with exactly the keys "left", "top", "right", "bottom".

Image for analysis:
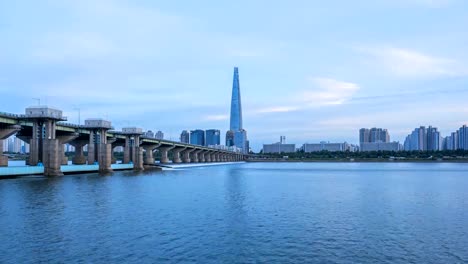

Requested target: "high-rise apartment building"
[
  {"left": 404, "top": 126, "right": 442, "bottom": 151},
  {"left": 226, "top": 67, "right": 249, "bottom": 154},
  {"left": 459, "top": 125, "right": 468, "bottom": 150},
  {"left": 359, "top": 128, "right": 390, "bottom": 144},
  {"left": 155, "top": 131, "right": 164, "bottom": 140},
  {"left": 359, "top": 128, "right": 395, "bottom": 151},
  {"left": 144, "top": 130, "right": 155, "bottom": 138}
]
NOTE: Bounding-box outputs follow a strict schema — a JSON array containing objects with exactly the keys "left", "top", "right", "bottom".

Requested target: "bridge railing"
[{"left": 0, "top": 112, "right": 21, "bottom": 118}]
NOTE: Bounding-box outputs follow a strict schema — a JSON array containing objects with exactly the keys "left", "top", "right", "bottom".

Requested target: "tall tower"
[
  {"left": 226, "top": 67, "right": 249, "bottom": 153},
  {"left": 230, "top": 67, "right": 243, "bottom": 131}
]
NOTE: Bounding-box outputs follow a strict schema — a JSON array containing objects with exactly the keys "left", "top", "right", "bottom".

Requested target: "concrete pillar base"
[
  {"left": 72, "top": 155, "right": 87, "bottom": 165},
  {"left": 44, "top": 168, "right": 64, "bottom": 177},
  {"left": 62, "top": 156, "right": 68, "bottom": 165},
  {"left": 98, "top": 143, "right": 113, "bottom": 173},
  {"left": 144, "top": 157, "right": 155, "bottom": 165},
  {"left": 43, "top": 139, "right": 63, "bottom": 177},
  {"left": 0, "top": 155, "right": 8, "bottom": 167}
]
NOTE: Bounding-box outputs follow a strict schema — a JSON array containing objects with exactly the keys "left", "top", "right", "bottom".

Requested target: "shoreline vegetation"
[
  {"left": 251, "top": 150, "right": 468, "bottom": 163},
  {"left": 4, "top": 150, "right": 468, "bottom": 163}
]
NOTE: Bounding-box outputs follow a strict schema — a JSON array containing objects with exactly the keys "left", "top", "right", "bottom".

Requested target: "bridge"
[{"left": 0, "top": 106, "right": 245, "bottom": 176}]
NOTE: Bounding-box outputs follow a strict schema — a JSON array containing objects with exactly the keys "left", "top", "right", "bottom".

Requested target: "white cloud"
[
  {"left": 301, "top": 77, "right": 360, "bottom": 105},
  {"left": 360, "top": 46, "right": 467, "bottom": 78},
  {"left": 390, "top": 0, "right": 453, "bottom": 8},
  {"left": 255, "top": 106, "right": 299, "bottom": 114},
  {"left": 203, "top": 114, "right": 229, "bottom": 121}
]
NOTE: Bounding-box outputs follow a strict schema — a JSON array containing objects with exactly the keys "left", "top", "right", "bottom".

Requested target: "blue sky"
[{"left": 1, "top": 0, "right": 467, "bottom": 151}]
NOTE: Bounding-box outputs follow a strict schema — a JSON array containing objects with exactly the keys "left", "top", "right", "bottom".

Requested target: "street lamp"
[{"left": 73, "top": 107, "right": 81, "bottom": 125}]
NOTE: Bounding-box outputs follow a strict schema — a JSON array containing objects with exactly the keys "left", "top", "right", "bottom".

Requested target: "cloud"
[
  {"left": 390, "top": 0, "right": 454, "bottom": 8},
  {"left": 255, "top": 106, "right": 299, "bottom": 114},
  {"left": 360, "top": 46, "right": 467, "bottom": 78},
  {"left": 203, "top": 114, "right": 229, "bottom": 121},
  {"left": 302, "top": 77, "right": 360, "bottom": 105}
]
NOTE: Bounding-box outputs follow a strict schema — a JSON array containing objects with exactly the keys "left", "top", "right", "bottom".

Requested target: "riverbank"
[{"left": 248, "top": 158, "right": 468, "bottom": 163}]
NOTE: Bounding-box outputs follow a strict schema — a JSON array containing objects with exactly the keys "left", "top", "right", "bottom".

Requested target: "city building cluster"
[
  {"left": 359, "top": 128, "right": 401, "bottom": 151},
  {"left": 403, "top": 125, "right": 468, "bottom": 151},
  {"left": 263, "top": 137, "right": 358, "bottom": 154},
  {"left": 262, "top": 125, "right": 468, "bottom": 154}
]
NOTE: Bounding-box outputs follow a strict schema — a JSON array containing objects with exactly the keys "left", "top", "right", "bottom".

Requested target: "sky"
[{"left": 1, "top": 0, "right": 468, "bottom": 151}]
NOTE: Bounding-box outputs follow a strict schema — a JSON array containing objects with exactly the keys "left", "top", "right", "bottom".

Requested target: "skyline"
[{"left": 1, "top": 1, "right": 468, "bottom": 151}]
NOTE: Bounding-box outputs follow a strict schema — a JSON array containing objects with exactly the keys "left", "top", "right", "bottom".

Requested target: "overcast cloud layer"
[{"left": 1, "top": 0, "right": 467, "bottom": 151}]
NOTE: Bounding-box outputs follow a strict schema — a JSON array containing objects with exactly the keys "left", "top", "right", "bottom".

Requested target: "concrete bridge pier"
[
  {"left": 0, "top": 125, "right": 21, "bottom": 166},
  {"left": 23, "top": 106, "right": 68, "bottom": 176},
  {"left": 182, "top": 148, "right": 195, "bottom": 163},
  {"left": 122, "top": 128, "right": 144, "bottom": 171},
  {"left": 70, "top": 140, "right": 88, "bottom": 165},
  {"left": 199, "top": 151, "right": 206, "bottom": 163},
  {"left": 171, "top": 147, "right": 185, "bottom": 163},
  {"left": 204, "top": 151, "right": 212, "bottom": 162},
  {"left": 191, "top": 149, "right": 203, "bottom": 163},
  {"left": 143, "top": 144, "right": 161, "bottom": 165},
  {"left": 85, "top": 119, "right": 113, "bottom": 173},
  {"left": 57, "top": 133, "right": 79, "bottom": 165},
  {"left": 158, "top": 146, "right": 174, "bottom": 164}
]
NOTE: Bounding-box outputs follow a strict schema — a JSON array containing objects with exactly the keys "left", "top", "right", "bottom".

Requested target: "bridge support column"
[
  {"left": 70, "top": 140, "right": 87, "bottom": 165},
  {"left": 171, "top": 147, "right": 185, "bottom": 163},
  {"left": 23, "top": 107, "right": 68, "bottom": 176},
  {"left": 182, "top": 148, "right": 195, "bottom": 163},
  {"left": 199, "top": 151, "right": 206, "bottom": 162},
  {"left": 191, "top": 149, "right": 202, "bottom": 163},
  {"left": 143, "top": 144, "right": 161, "bottom": 165},
  {"left": 158, "top": 146, "right": 174, "bottom": 164},
  {"left": 57, "top": 133, "right": 79, "bottom": 166},
  {"left": 0, "top": 125, "right": 21, "bottom": 167},
  {"left": 205, "top": 151, "right": 211, "bottom": 162},
  {"left": 84, "top": 119, "right": 113, "bottom": 173},
  {"left": 42, "top": 139, "right": 63, "bottom": 176},
  {"left": 121, "top": 128, "right": 144, "bottom": 171}
]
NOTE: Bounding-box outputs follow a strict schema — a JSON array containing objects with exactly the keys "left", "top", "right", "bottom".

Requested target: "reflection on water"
[{"left": 0, "top": 162, "right": 467, "bottom": 263}]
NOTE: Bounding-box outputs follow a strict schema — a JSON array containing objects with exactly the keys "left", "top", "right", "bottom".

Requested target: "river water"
[{"left": 0, "top": 162, "right": 467, "bottom": 263}]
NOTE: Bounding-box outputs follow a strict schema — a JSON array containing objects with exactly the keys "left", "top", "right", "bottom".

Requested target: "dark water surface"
[{"left": 0, "top": 162, "right": 467, "bottom": 263}]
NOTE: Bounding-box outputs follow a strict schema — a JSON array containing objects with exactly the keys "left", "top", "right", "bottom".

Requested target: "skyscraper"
[
  {"left": 226, "top": 67, "right": 249, "bottom": 153},
  {"left": 206, "top": 129, "right": 221, "bottom": 146},
  {"left": 190, "top": 130, "right": 205, "bottom": 146},
  {"left": 180, "top": 130, "right": 190, "bottom": 143}
]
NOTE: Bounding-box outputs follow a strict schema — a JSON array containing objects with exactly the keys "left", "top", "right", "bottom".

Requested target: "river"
[{"left": 0, "top": 162, "right": 467, "bottom": 263}]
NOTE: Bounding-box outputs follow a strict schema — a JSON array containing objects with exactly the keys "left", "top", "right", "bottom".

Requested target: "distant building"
[
  {"left": 155, "top": 131, "right": 164, "bottom": 140},
  {"left": 180, "top": 130, "right": 190, "bottom": 143},
  {"left": 144, "top": 130, "right": 155, "bottom": 138},
  {"left": 226, "top": 67, "right": 249, "bottom": 154},
  {"left": 459, "top": 125, "right": 468, "bottom": 150},
  {"left": 360, "top": 142, "right": 401, "bottom": 152},
  {"left": 206, "top": 129, "right": 221, "bottom": 146},
  {"left": 360, "top": 128, "right": 390, "bottom": 144},
  {"left": 190, "top": 130, "right": 205, "bottom": 146},
  {"left": 302, "top": 142, "right": 355, "bottom": 152},
  {"left": 403, "top": 126, "right": 442, "bottom": 151},
  {"left": 263, "top": 137, "right": 295, "bottom": 153},
  {"left": 263, "top": 143, "right": 296, "bottom": 154}
]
